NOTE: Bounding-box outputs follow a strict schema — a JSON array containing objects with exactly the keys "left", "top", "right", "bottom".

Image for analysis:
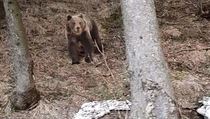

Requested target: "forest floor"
[{"left": 0, "top": 0, "right": 210, "bottom": 119}]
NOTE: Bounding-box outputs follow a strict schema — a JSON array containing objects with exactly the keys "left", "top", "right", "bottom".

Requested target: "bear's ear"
[
  {"left": 67, "top": 15, "right": 72, "bottom": 21},
  {"left": 78, "top": 13, "right": 84, "bottom": 18}
]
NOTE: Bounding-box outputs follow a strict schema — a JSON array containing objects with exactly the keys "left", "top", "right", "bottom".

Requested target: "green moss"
[
  {"left": 91, "top": 81, "right": 127, "bottom": 100},
  {"left": 95, "top": 85, "right": 112, "bottom": 100},
  {"left": 172, "top": 35, "right": 186, "bottom": 42},
  {"left": 101, "top": 7, "right": 123, "bottom": 32},
  {"left": 171, "top": 71, "right": 189, "bottom": 80}
]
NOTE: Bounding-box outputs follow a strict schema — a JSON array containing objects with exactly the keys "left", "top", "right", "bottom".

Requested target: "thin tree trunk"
[
  {"left": 0, "top": 0, "right": 5, "bottom": 20},
  {"left": 3, "top": 0, "right": 40, "bottom": 110},
  {"left": 121, "top": 0, "right": 179, "bottom": 119}
]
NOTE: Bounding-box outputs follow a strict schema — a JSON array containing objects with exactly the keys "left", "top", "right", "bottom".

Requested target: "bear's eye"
[{"left": 79, "top": 22, "right": 82, "bottom": 25}]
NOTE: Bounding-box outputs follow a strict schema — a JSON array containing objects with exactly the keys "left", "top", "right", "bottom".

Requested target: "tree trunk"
[
  {"left": 121, "top": 0, "right": 179, "bottom": 119},
  {"left": 0, "top": 0, "right": 5, "bottom": 19},
  {"left": 3, "top": 0, "right": 40, "bottom": 110}
]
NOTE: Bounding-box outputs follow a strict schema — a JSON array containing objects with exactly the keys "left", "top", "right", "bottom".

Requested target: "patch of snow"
[
  {"left": 197, "top": 97, "right": 210, "bottom": 119},
  {"left": 74, "top": 100, "right": 131, "bottom": 119}
]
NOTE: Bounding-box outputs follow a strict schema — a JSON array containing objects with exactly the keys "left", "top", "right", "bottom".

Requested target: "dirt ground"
[{"left": 1, "top": 0, "right": 210, "bottom": 118}]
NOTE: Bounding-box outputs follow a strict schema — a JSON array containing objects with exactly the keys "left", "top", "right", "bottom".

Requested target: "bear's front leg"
[
  {"left": 68, "top": 37, "right": 80, "bottom": 64},
  {"left": 80, "top": 32, "right": 94, "bottom": 63}
]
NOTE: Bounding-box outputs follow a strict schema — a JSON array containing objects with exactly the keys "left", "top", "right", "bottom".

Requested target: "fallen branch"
[
  {"left": 94, "top": 41, "right": 116, "bottom": 81},
  {"left": 170, "top": 47, "right": 210, "bottom": 55}
]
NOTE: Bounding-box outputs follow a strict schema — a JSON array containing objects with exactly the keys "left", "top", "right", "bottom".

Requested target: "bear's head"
[{"left": 66, "top": 14, "right": 86, "bottom": 36}]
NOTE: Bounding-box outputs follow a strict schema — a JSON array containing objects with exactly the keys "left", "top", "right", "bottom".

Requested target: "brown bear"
[{"left": 66, "top": 13, "right": 102, "bottom": 64}]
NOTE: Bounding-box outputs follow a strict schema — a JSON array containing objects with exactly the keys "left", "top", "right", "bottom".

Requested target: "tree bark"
[
  {"left": 3, "top": 0, "right": 40, "bottom": 110},
  {"left": 0, "top": 0, "right": 5, "bottom": 19},
  {"left": 121, "top": 0, "right": 179, "bottom": 119}
]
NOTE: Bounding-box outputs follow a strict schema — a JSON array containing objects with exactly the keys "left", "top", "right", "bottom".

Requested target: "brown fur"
[{"left": 66, "top": 13, "right": 102, "bottom": 64}]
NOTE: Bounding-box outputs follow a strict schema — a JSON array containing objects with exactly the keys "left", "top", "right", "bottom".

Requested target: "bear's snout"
[
  {"left": 76, "top": 26, "right": 80, "bottom": 30},
  {"left": 74, "top": 26, "right": 81, "bottom": 33}
]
